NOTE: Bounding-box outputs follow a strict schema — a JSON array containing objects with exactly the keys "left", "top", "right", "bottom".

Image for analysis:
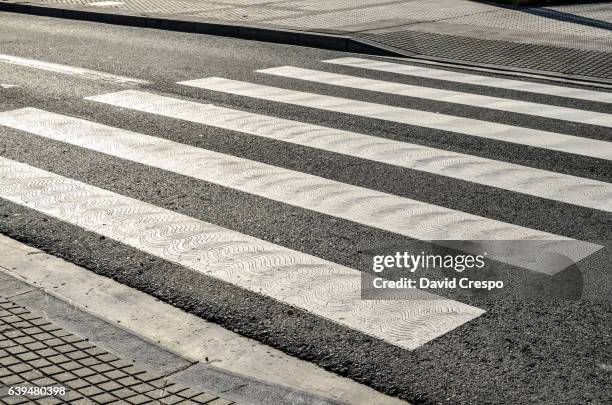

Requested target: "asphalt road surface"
[{"left": 1, "top": 12, "right": 611, "bottom": 405}]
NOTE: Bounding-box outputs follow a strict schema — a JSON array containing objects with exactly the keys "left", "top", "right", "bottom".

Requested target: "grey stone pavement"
[
  {"left": 1, "top": 0, "right": 611, "bottom": 80},
  {"left": 0, "top": 296, "right": 236, "bottom": 405}
]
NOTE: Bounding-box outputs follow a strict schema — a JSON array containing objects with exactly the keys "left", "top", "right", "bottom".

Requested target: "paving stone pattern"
[
  {"left": 361, "top": 29, "right": 612, "bottom": 80},
  {"left": 0, "top": 297, "right": 235, "bottom": 405}
]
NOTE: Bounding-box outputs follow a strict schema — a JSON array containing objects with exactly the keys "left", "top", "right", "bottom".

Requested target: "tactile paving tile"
[
  {"left": 0, "top": 297, "right": 235, "bottom": 404},
  {"left": 361, "top": 30, "right": 612, "bottom": 80}
]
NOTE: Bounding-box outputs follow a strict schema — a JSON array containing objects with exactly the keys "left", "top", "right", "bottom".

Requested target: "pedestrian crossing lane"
[
  {"left": 0, "top": 108, "right": 603, "bottom": 275},
  {"left": 178, "top": 77, "right": 612, "bottom": 161},
  {"left": 0, "top": 57, "right": 609, "bottom": 353},
  {"left": 324, "top": 57, "right": 612, "bottom": 104},
  {"left": 257, "top": 66, "right": 612, "bottom": 127},
  {"left": 0, "top": 156, "right": 483, "bottom": 351},
  {"left": 86, "top": 90, "right": 612, "bottom": 212}
]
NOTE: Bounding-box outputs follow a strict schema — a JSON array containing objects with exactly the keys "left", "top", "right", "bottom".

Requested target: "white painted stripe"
[
  {"left": 385, "top": 56, "right": 612, "bottom": 91},
  {"left": 324, "top": 57, "right": 612, "bottom": 104},
  {"left": 258, "top": 66, "right": 612, "bottom": 128},
  {"left": 0, "top": 54, "right": 149, "bottom": 86},
  {"left": 89, "top": 1, "right": 125, "bottom": 6},
  {"left": 177, "top": 77, "right": 612, "bottom": 161},
  {"left": 0, "top": 108, "right": 602, "bottom": 274},
  {"left": 0, "top": 235, "right": 405, "bottom": 405},
  {"left": 87, "top": 90, "right": 612, "bottom": 212},
  {"left": 0, "top": 156, "right": 484, "bottom": 351},
  {"left": 1, "top": 84, "right": 18, "bottom": 89}
]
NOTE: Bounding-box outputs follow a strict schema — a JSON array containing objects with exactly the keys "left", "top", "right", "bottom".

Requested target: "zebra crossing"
[
  {"left": 1, "top": 56, "right": 610, "bottom": 353},
  {"left": 0, "top": 107, "right": 600, "bottom": 275},
  {"left": 178, "top": 77, "right": 612, "bottom": 160},
  {"left": 0, "top": 156, "right": 484, "bottom": 351},
  {"left": 323, "top": 57, "right": 612, "bottom": 103},
  {"left": 257, "top": 66, "right": 612, "bottom": 127},
  {"left": 86, "top": 90, "right": 611, "bottom": 211}
]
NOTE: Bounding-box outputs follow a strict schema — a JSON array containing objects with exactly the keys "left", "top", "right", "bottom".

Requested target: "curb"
[
  {"left": 1, "top": 0, "right": 611, "bottom": 89},
  {"left": 0, "top": 0, "right": 401, "bottom": 57}
]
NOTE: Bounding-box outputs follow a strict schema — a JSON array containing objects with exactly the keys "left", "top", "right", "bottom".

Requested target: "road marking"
[
  {"left": 0, "top": 54, "right": 150, "bottom": 86},
  {"left": 0, "top": 235, "right": 406, "bottom": 405},
  {"left": 0, "top": 107, "right": 602, "bottom": 274},
  {"left": 0, "top": 156, "right": 484, "bottom": 351},
  {"left": 1, "top": 84, "right": 18, "bottom": 89},
  {"left": 258, "top": 66, "right": 612, "bottom": 128},
  {"left": 384, "top": 56, "right": 612, "bottom": 91},
  {"left": 89, "top": 1, "right": 125, "bottom": 6},
  {"left": 177, "top": 77, "right": 612, "bottom": 161},
  {"left": 324, "top": 57, "right": 612, "bottom": 104},
  {"left": 87, "top": 90, "right": 612, "bottom": 212}
]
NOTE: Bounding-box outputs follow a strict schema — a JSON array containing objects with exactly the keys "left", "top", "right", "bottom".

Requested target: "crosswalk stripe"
[
  {"left": 323, "top": 57, "right": 612, "bottom": 104},
  {"left": 177, "top": 77, "right": 612, "bottom": 161},
  {"left": 0, "top": 107, "right": 602, "bottom": 274},
  {"left": 0, "top": 53, "right": 150, "bottom": 86},
  {"left": 0, "top": 156, "right": 484, "bottom": 351},
  {"left": 257, "top": 66, "right": 612, "bottom": 128},
  {"left": 87, "top": 90, "right": 612, "bottom": 212}
]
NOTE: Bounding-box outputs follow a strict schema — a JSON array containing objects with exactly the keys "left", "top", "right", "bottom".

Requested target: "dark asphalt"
[{"left": 1, "top": 13, "right": 611, "bottom": 405}]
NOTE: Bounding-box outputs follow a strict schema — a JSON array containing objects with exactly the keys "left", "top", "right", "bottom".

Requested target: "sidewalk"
[
  {"left": 0, "top": 0, "right": 611, "bottom": 82},
  {"left": 0, "top": 234, "right": 406, "bottom": 405},
  {"left": 0, "top": 296, "right": 233, "bottom": 405}
]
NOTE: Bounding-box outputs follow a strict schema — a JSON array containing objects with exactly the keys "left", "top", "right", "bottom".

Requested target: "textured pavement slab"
[{"left": 0, "top": 296, "right": 235, "bottom": 404}]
